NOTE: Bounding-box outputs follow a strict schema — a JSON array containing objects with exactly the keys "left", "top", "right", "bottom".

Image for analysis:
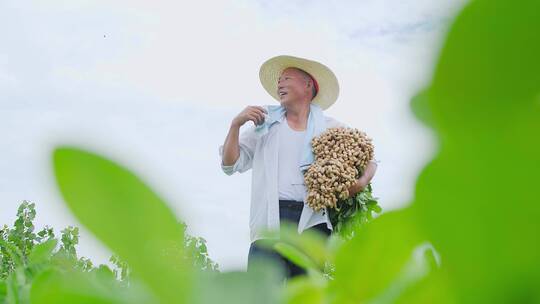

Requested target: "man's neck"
[{"left": 284, "top": 102, "right": 310, "bottom": 131}]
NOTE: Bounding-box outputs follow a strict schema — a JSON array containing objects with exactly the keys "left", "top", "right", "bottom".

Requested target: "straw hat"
[{"left": 259, "top": 55, "right": 339, "bottom": 110}]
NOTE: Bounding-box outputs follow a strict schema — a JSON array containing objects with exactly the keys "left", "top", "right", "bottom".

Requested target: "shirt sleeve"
[{"left": 218, "top": 125, "right": 257, "bottom": 176}]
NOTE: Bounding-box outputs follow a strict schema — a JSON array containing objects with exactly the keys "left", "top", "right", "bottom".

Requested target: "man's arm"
[
  {"left": 347, "top": 160, "right": 378, "bottom": 197},
  {"left": 219, "top": 105, "right": 266, "bottom": 175},
  {"left": 221, "top": 122, "right": 242, "bottom": 166}
]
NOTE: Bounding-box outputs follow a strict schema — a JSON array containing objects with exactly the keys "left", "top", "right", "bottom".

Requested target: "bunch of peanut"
[{"left": 304, "top": 128, "right": 375, "bottom": 212}]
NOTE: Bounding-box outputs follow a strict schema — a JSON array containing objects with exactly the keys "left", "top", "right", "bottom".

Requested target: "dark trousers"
[{"left": 247, "top": 199, "right": 332, "bottom": 280}]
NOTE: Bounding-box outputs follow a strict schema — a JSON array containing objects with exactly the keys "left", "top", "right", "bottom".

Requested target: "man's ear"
[{"left": 305, "top": 79, "right": 313, "bottom": 94}]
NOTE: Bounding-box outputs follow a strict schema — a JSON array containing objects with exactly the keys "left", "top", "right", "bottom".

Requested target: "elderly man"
[{"left": 219, "top": 55, "right": 377, "bottom": 279}]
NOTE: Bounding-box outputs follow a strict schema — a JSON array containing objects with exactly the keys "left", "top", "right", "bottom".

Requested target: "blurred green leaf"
[
  {"left": 410, "top": 89, "right": 433, "bottom": 128},
  {"left": 409, "top": 0, "right": 540, "bottom": 302},
  {"left": 192, "top": 260, "right": 284, "bottom": 304},
  {"left": 284, "top": 276, "right": 325, "bottom": 304},
  {"left": 52, "top": 147, "right": 193, "bottom": 303},
  {"left": 258, "top": 222, "right": 332, "bottom": 272},
  {"left": 92, "top": 265, "right": 116, "bottom": 282},
  {"left": 0, "top": 280, "right": 6, "bottom": 302},
  {"left": 329, "top": 209, "right": 426, "bottom": 303},
  {"left": 30, "top": 269, "right": 155, "bottom": 304},
  {"left": 28, "top": 239, "right": 57, "bottom": 266},
  {"left": 393, "top": 268, "right": 457, "bottom": 304},
  {"left": 6, "top": 273, "right": 20, "bottom": 304},
  {"left": 274, "top": 242, "right": 319, "bottom": 274}
]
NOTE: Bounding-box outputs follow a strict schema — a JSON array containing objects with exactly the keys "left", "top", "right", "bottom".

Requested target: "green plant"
[
  {"left": 329, "top": 182, "right": 382, "bottom": 239},
  {"left": 0, "top": 200, "right": 220, "bottom": 303},
  {"left": 181, "top": 222, "right": 219, "bottom": 272},
  {"left": 0, "top": 201, "right": 121, "bottom": 303}
]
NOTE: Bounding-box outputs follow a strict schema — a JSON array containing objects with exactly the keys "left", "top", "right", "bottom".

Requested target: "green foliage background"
[{"left": 0, "top": 201, "right": 218, "bottom": 303}]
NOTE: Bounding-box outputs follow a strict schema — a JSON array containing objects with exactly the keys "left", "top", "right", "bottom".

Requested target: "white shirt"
[
  {"left": 278, "top": 119, "right": 307, "bottom": 201},
  {"left": 219, "top": 114, "right": 349, "bottom": 243}
]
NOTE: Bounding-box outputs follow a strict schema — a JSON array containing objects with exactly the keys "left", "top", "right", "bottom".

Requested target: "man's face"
[{"left": 277, "top": 68, "right": 312, "bottom": 106}]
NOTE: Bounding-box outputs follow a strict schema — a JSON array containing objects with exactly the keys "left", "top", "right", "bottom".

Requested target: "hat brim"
[{"left": 259, "top": 55, "right": 339, "bottom": 111}]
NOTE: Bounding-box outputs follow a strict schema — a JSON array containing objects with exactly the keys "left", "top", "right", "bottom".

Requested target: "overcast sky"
[{"left": 1, "top": 0, "right": 466, "bottom": 271}]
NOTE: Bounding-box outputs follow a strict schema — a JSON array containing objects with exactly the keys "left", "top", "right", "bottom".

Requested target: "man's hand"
[
  {"left": 232, "top": 106, "right": 267, "bottom": 128},
  {"left": 347, "top": 160, "right": 378, "bottom": 198}
]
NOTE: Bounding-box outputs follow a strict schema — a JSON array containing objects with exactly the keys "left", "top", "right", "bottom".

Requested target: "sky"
[{"left": 1, "top": 0, "right": 467, "bottom": 271}]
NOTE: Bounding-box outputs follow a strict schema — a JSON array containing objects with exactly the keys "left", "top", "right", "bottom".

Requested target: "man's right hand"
[{"left": 232, "top": 106, "right": 268, "bottom": 128}]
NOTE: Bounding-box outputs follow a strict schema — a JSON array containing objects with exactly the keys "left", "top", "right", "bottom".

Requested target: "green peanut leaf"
[
  {"left": 274, "top": 242, "right": 320, "bottom": 274},
  {"left": 52, "top": 146, "right": 193, "bottom": 303},
  {"left": 28, "top": 239, "right": 58, "bottom": 266}
]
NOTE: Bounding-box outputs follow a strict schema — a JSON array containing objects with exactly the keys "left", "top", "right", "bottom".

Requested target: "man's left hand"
[{"left": 347, "top": 160, "right": 378, "bottom": 198}]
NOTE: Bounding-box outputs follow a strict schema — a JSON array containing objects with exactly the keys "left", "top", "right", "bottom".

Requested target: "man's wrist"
[
  {"left": 347, "top": 180, "right": 360, "bottom": 198},
  {"left": 354, "top": 179, "right": 366, "bottom": 193},
  {"left": 230, "top": 120, "right": 242, "bottom": 129},
  {"left": 356, "top": 178, "right": 367, "bottom": 192}
]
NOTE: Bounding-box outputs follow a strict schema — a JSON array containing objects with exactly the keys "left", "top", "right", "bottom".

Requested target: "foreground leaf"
[{"left": 52, "top": 147, "right": 193, "bottom": 303}]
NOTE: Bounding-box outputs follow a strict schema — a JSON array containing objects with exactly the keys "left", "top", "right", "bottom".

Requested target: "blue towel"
[{"left": 255, "top": 103, "right": 327, "bottom": 174}]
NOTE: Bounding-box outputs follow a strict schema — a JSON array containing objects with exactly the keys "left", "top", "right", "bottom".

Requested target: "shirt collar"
[{"left": 265, "top": 104, "right": 287, "bottom": 126}]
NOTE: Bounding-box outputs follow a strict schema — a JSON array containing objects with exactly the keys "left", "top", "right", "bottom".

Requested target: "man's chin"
[{"left": 279, "top": 99, "right": 290, "bottom": 106}]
